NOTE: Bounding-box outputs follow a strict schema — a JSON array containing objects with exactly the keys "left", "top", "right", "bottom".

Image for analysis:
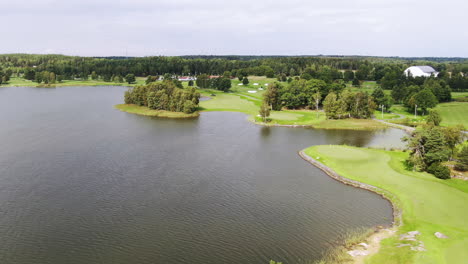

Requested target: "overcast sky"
[{"left": 1, "top": 0, "right": 467, "bottom": 57}]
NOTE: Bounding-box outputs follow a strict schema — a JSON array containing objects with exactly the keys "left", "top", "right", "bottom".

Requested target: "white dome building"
[{"left": 404, "top": 66, "right": 439, "bottom": 77}]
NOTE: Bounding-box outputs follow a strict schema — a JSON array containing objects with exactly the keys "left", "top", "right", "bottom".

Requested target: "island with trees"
[{"left": 116, "top": 78, "right": 201, "bottom": 118}]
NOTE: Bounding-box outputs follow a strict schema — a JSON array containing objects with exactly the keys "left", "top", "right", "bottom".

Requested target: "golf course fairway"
[{"left": 302, "top": 145, "right": 468, "bottom": 264}]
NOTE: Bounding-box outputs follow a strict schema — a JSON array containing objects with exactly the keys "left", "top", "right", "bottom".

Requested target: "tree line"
[
  {"left": 262, "top": 78, "right": 379, "bottom": 120},
  {"left": 1, "top": 54, "right": 467, "bottom": 89}
]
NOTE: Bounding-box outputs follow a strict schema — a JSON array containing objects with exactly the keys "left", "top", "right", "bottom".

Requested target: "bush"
[
  {"left": 427, "top": 110, "right": 442, "bottom": 126},
  {"left": 455, "top": 145, "right": 468, "bottom": 171},
  {"left": 427, "top": 163, "right": 451, "bottom": 179},
  {"left": 183, "top": 100, "right": 197, "bottom": 114}
]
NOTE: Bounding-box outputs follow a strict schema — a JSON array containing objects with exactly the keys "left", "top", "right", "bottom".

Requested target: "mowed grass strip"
[{"left": 304, "top": 145, "right": 468, "bottom": 264}]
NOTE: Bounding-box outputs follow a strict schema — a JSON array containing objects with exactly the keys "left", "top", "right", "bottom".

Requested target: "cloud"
[{"left": 1, "top": 0, "right": 467, "bottom": 56}]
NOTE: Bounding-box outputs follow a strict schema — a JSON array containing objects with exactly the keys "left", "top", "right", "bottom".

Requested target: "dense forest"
[
  {"left": 1, "top": 54, "right": 468, "bottom": 115},
  {"left": 1, "top": 54, "right": 467, "bottom": 87}
]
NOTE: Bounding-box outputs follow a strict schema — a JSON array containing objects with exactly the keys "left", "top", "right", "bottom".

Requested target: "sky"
[{"left": 1, "top": 0, "right": 467, "bottom": 57}]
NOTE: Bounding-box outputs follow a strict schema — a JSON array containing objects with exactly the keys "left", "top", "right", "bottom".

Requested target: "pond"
[{"left": 0, "top": 86, "right": 406, "bottom": 264}]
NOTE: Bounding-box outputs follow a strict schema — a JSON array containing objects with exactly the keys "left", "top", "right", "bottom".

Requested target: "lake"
[{"left": 0, "top": 86, "right": 405, "bottom": 264}]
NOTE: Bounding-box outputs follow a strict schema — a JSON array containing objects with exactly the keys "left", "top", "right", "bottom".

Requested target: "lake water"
[{"left": 0, "top": 86, "right": 405, "bottom": 264}]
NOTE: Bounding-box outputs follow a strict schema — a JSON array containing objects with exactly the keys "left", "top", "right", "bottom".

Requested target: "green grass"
[
  {"left": 373, "top": 110, "right": 401, "bottom": 120},
  {"left": 435, "top": 102, "right": 468, "bottom": 128},
  {"left": 252, "top": 110, "right": 327, "bottom": 126},
  {"left": 199, "top": 92, "right": 259, "bottom": 114},
  {"left": 304, "top": 146, "right": 468, "bottom": 264},
  {"left": 451, "top": 92, "right": 468, "bottom": 99},
  {"left": 114, "top": 104, "right": 199, "bottom": 118},
  {"left": 388, "top": 103, "right": 468, "bottom": 128}
]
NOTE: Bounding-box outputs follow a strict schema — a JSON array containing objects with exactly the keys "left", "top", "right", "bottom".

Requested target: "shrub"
[
  {"left": 455, "top": 145, "right": 468, "bottom": 171},
  {"left": 427, "top": 110, "right": 442, "bottom": 126},
  {"left": 427, "top": 163, "right": 451, "bottom": 179},
  {"left": 183, "top": 100, "right": 197, "bottom": 114}
]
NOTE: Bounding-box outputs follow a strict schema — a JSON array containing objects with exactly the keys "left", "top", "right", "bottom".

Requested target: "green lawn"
[
  {"left": 304, "top": 146, "right": 468, "bottom": 264},
  {"left": 388, "top": 103, "right": 468, "bottom": 128},
  {"left": 373, "top": 110, "right": 401, "bottom": 120},
  {"left": 435, "top": 102, "right": 468, "bottom": 128}
]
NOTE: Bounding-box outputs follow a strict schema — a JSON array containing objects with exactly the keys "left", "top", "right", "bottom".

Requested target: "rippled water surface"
[{"left": 0, "top": 86, "right": 405, "bottom": 264}]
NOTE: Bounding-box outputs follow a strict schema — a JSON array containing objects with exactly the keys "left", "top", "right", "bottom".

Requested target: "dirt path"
[{"left": 373, "top": 112, "right": 415, "bottom": 133}]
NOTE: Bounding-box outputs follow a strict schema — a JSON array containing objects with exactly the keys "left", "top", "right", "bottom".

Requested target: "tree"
[
  {"left": 217, "top": 77, "right": 231, "bottom": 92},
  {"left": 312, "top": 91, "right": 321, "bottom": 118},
  {"left": 259, "top": 102, "right": 271, "bottom": 122},
  {"left": 344, "top": 70, "right": 354, "bottom": 82},
  {"left": 352, "top": 78, "right": 360, "bottom": 87},
  {"left": 414, "top": 89, "right": 438, "bottom": 115},
  {"left": 49, "top": 72, "right": 56, "bottom": 84},
  {"left": 183, "top": 100, "right": 197, "bottom": 114},
  {"left": 427, "top": 110, "right": 442, "bottom": 126},
  {"left": 103, "top": 74, "right": 112, "bottom": 82},
  {"left": 371, "top": 88, "right": 385, "bottom": 106},
  {"left": 188, "top": 80, "right": 194, "bottom": 86},
  {"left": 125, "top": 74, "right": 136, "bottom": 84},
  {"left": 242, "top": 77, "right": 249, "bottom": 85},
  {"left": 355, "top": 65, "right": 370, "bottom": 80},
  {"left": 442, "top": 125, "right": 465, "bottom": 158},
  {"left": 427, "top": 163, "right": 451, "bottom": 179},
  {"left": 146, "top": 75, "right": 159, "bottom": 84},
  {"left": 196, "top": 74, "right": 210, "bottom": 88},
  {"left": 423, "top": 78, "right": 451, "bottom": 102},
  {"left": 391, "top": 85, "right": 409, "bottom": 104},
  {"left": 323, "top": 92, "right": 340, "bottom": 119},
  {"left": 91, "top": 71, "right": 98, "bottom": 80},
  {"left": 455, "top": 144, "right": 468, "bottom": 171},
  {"left": 24, "top": 68, "right": 36, "bottom": 80},
  {"left": 405, "top": 126, "right": 451, "bottom": 171},
  {"left": 263, "top": 82, "right": 282, "bottom": 110},
  {"left": 265, "top": 68, "right": 275, "bottom": 78}
]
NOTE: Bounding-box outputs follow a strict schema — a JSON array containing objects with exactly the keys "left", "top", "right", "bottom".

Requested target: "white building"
[{"left": 404, "top": 66, "right": 439, "bottom": 78}]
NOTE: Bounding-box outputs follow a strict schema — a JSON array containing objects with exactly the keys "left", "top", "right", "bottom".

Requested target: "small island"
[{"left": 116, "top": 79, "right": 201, "bottom": 118}]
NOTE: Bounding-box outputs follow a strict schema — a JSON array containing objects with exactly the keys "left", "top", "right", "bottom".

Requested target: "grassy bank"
[
  {"left": 303, "top": 145, "right": 468, "bottom": 264},
  {"left": 114, "top": 104, "right": 199, "bottom": 118}
]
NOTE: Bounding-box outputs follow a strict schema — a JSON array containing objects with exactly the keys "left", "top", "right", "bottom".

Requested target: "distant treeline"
[{"left": 1, "top": 53, "right": 468, "bottom": 91}]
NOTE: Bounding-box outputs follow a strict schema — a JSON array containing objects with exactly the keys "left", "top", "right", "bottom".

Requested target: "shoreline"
[
  {"left": 298, "top": 150, "right": 402, "bottom": 262},
  {"left": 114, "top": 104, "right": 200, "bottom": 118}
]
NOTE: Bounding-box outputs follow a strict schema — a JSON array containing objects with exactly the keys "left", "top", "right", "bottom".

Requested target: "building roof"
[{"left": 412, "top": 66, "right": 437, "bottom": 73}]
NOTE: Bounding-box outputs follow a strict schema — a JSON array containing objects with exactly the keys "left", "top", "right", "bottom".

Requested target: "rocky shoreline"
[{"left": 298, "top": 150, "right": 403, "bottom": 262}]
